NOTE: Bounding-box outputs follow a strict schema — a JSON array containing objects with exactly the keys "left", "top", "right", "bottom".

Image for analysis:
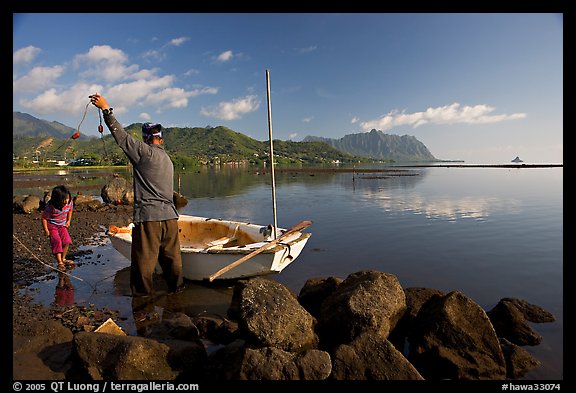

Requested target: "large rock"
[
  {"left": 317, "top": 270, "right": 406, "bottom": 347},
  {"left": 331, "top": 332, "right": 423, "bottom": 380},
  {"left": 13, "top": 318, "right": 74, "bottom": 380},
  {"left": 499, "top": 338, "right": 541, "bottom": 379},
  {"left": 73, "top": 332, "right": 173, "bottom": 380},
  {"left": 298, "top": 276, "right": 343, "bottom": 319},
  {"left": 228, "top": 277, "right": 318, "bottom": 352},
  {"left": 13, "top": 195, "right": 41, "bottom": 214},
  {"left": 487, "top": 298, "right": 556, "bottom": 346},
  {"left": 408, "top": 291, "right": 507, "bottom": 380},
  {"left": 206, "top": 339, "right": 331, "bottom": 380},
  {"left": 101, "top": 177, "right": 132, "bottom": 205},
  {"left": 390, "top": 287, "right": 445, "bottom": 353}
]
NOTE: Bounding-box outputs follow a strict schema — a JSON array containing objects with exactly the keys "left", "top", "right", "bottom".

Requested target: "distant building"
[{"left": 511, "top": 156, "right": 523, "bottom": 163}]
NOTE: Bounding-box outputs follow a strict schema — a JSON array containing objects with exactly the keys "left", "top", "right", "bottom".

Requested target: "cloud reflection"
[{"left": 360, "top": 191, "right": 522, "bottom": 221}]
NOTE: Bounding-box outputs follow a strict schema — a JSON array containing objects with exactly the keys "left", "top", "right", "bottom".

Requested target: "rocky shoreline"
[
  {"left": 13, "top": 196, "right": 556, "bottom": 381},
  {"left": 13, "top": 200, "right": 135, "bottom": 379}
]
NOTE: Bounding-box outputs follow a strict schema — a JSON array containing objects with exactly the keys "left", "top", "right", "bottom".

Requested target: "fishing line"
[
  {"left": 13, "top": 233, "right": 119, "bottom": 295},
  {"left": 53, "top": 101, "right": 89, "bottom": 153},
  {"left": 54, "top": 99, "right": 111, "bottom": 163},
  {"left": 13, "top": 233, "right": 87, "bottom": 284},
  {"left": 98, "top": 107, "right": 109, "bottom": 159},
  {"left": 76, "top": 101, "right": 90, "bottom": 135}
]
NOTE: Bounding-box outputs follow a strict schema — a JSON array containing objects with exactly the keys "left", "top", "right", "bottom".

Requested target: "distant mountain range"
[
  {"left": 13, "top": 111, "right": 440, "bottom": 164},
  {"left": 13, "top": 111, "right": 91, "bottom": 140},
  {"left": 303, "top": 129, "right": 438, "bottom": 162}
]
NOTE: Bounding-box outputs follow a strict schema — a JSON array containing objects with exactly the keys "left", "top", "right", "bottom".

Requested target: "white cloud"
[
  {"left": 130, "top": 68, "right": 162, "bottom": 80},
  {"left": 75, "top": 45, "right": 128, "bottom": 65},
  {"left": 139, "top": 112, "right": 152, "bottom": 122},
  {"left": 168, "top": 37, "right": 189, "bottom": 47},
  {"left": 13, "top": 46, "right": 41, "bottom": 64},
  {"left": 18, "top": 67, "right": 217, "bottom": 117},
  {"left": 141, "top": 49, "right": 166, "bottom": 62},
  {"left": 14, "top": 43, "right": 218, "bottom": 121},
  {"left": 351, "top": 116, "right": 359, "bottom": 124},
  {"left": 59, "top": 45, "right": 216, "bottom": 112},
  {"left": 104, "top": 76, "right": 176, "bottom": 110},
  {"left": 289, "top": 133, "right": 298, "bottom": 140},
  {"left": 360, "top": 103, "right": 527, "bottom": 131},
  {"left": 200, "top": 95, "right": 260, "bottom": 120},
  {"left": 145, "top": 86, "right": 218, "bottom": 110},
  {"left": 216, "top": 50, "right": 234, "bottom": 63},
  {"left": 74, "top": 45, "right": 139, "bottom": 83},
  {"left": 189, "top": 86, "right": 219, "bottom": 96},
  {"left": 102, "top": 78, "right": 216, "bottom": 111},
  {"left": 13, "top": 65, "right": 65, "bottom": 92},
  {"left": 18, "top": 82, "right": 104, "bottom": 116},
  {"left": 302, "top": 116, "right": 313, "bottom": 123}
]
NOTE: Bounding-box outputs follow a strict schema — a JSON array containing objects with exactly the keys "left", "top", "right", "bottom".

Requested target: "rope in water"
[
  {"left": 13, "top": 233, "right": 85, "bottom": 282},
  {"left": 12, "top": 233, "right": 120, "bottom": 293}
]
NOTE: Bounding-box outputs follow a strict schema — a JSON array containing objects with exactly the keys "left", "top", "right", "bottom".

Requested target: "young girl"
[{"left": 42, "top": 185, "right": 74, "bottom": 270}]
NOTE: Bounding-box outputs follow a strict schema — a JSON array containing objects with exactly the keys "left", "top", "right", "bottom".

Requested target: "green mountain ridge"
[
  {"left": 303, "top": 129, "right": 438, "bottom": 162},
  {"left": 13, "top": 111, "right": 91, "bottom": 140},
  {"left": 13, "top": 112, "right": 439, "bottom": 166},
  {"left": 13, "top": 112, "right": 367, "bottom": 167}
]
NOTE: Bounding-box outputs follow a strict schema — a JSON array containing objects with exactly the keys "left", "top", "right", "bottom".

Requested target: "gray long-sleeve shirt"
[{"left": 103, "top": 112, "right": 179, "bottom": 224}]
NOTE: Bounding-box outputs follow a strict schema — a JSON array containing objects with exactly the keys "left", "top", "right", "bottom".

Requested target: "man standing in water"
[{"left": 89, "top": 93, "right": 183, "bottom": 297}]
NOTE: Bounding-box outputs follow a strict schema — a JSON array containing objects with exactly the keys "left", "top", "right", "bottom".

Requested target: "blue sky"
[{"left": 13, "top": 13, "right": 563, "bottom": 163}]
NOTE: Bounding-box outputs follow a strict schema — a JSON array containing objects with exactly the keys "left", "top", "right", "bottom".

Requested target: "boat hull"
[{"left": 108, "top": 215, "right": 311, "bottom": 281}]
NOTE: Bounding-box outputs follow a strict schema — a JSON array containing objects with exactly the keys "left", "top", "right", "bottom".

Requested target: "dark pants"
[{"left": 130, "top": 219, "right": 183, "bottom": 297}]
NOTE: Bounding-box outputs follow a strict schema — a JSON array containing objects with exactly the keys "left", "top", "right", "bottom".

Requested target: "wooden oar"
[{"left": 207, "top": 220, "right": 312, "bottom": 282}]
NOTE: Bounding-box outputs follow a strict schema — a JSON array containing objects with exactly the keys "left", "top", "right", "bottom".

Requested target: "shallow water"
[{"left": 15, "top": 165, "right": 563, "bottom": 380}]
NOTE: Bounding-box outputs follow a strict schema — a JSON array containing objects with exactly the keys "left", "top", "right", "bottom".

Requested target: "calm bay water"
[{"left": 15, "top": 165, "right": 563, "bottom": 380}]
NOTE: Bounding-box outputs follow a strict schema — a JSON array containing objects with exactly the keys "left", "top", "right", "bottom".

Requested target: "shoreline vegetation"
[{"left": 12, "top": 162, "right": 564, "bottom": 173}]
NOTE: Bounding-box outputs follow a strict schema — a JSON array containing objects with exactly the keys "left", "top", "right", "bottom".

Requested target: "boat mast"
[{"left": 266, "top": 69, "right": 278, "bottom": 238}]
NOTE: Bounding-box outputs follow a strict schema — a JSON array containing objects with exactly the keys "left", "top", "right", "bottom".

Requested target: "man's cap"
[
  {"left": 142, "top": 122, "right": 162, "bottom": 134},
  {"left": 142, "top": 123, "right": 163, "bottom": 139}
]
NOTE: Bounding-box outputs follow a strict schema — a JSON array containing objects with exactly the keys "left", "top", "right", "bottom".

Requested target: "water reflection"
[
  {"left": 340, "top": 169, "right": 523, "bottom": 221},
  {"left": 357, "top": 192, "right": 522, "bottom": 221},
  {"left": 347, "top": 169, "right": 425, "bottom": 191},
  {"left": 176, "top": 166, "right": 342, "bottom": 198},
  {"left": 112, "top": 266, "right": 234, "bottom": 336},
  {"left": 177, "top": 167, "right": 262, "bottom": 198},
  {"left": 54, "top": 272, "right": 75, "bottom": 307}
]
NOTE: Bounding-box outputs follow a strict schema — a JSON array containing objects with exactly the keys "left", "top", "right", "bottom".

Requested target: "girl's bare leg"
[
  {"left": 62, "top": 244, "right": 74, "bottom": 265},
  {"left": 56, "top": 253, "right": 65, "bottom": 270}
]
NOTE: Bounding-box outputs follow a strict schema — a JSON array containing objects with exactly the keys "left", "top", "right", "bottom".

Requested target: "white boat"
[{"left": 108, "top": 215, "right": 311, "bottom": 281}]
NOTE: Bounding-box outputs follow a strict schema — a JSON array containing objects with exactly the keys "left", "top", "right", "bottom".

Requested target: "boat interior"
[{"left": 177, "top": 219, "right": 269, "bottom": 249}]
